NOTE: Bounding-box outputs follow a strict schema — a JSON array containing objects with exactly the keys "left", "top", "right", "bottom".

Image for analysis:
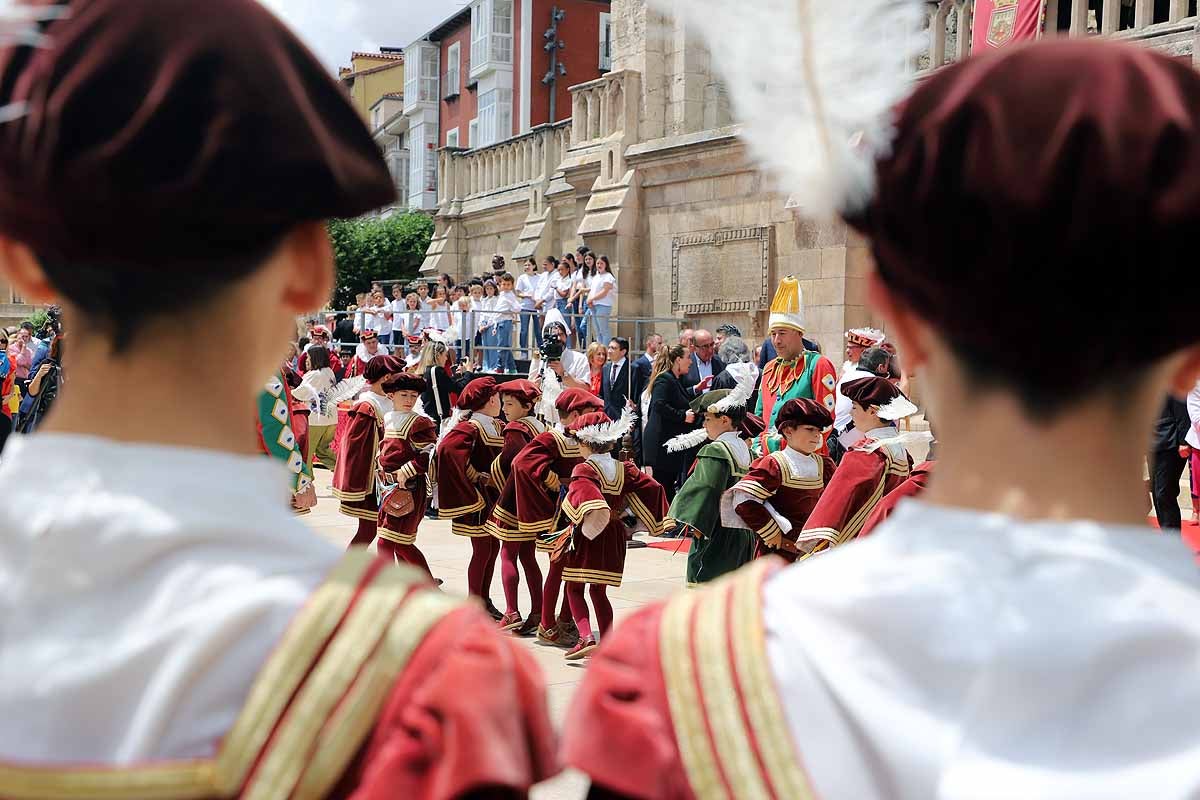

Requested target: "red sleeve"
[
  {"left": 511, "top": 442, "right": 559, "bottom": 530},
  {"left": 731, "top": 457, "right": 784, "bottom": 537},
  {"left": 564, "top": 466, "right": 607, "bottom": 524},
  {"left": 348, "top": 607, "right": 559, "bottom": 800},
  {"left": 377, "top": 437, "right": 412, "bottom": 473},
  {"left": 625, "top": 463, "right": 669, "bottom": 536},
  {"left": 798, "top": 449, "right": 887, "bottom": 550},
  {"left": 858, "top": 460, "right": 933, "bottom": 538},
  {"left": 493, "top": 425, "right": 532, "bottom": 487},
  {"left": 561, "top": 605, "right": 694, "bottom": 800},
  {"left": 435, "top": 426, "right": 484, "bottom": 518},
  {"left": 333, "top": 406, "right": 377, "bottom": 497}
]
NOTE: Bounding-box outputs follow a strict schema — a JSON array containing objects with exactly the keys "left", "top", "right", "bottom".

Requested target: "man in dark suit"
[
  {"left": 681, "top": 329, "right": 726, "bottom": 397},
  {"left": 1150, "top": 395, "right": 1192, "bottom": 530},
  {"left": 601, "top": 337, "right": 633, "bottom": 421},
  {"left": 630, "top": 333, "right": 661, "bottom": 406}
]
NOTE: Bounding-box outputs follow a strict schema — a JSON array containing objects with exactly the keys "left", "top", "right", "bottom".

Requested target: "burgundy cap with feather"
[
  {"left": 363, "top": 355, "right": 406, "bottom": 384},
  {"left": 0, "top": 0, "right": 394, "bottom": 272},
  {"left": 847, "top": 40, "right": 1200, "bottom": 389}
]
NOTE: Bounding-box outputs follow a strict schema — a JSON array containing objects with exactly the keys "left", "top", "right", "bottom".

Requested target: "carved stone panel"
[{"left": 670, "top": 226, "right": 771, "bottom": 315}]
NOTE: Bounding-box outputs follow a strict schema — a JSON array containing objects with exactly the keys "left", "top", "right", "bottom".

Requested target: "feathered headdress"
[
  {"left": 708, "top": 369, "right": 755, "bottom": 414},
  {"left": 665, "top": 427, "right": 710, "bottom": 454},
  {"left": 876, "top": 394, "right": 919, "bottom": 421},
  {"left": 572, "top": 408, "right": 634, "bottom": 446},
  {"left": 536, "top": 366, "right": 563, "bottom": 421},
  {"left": 648, "top": 0, "right": 923, "bottom": 216},
  {"left": 318, "top": 376, "right": 366, "bottom": 418}
]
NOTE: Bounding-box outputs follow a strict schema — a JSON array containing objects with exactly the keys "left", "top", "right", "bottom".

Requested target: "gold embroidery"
[
  {"left": 291, "top": 590, "right": 464, "bottom": 800},
  {"left": 768, "top": 451, "right": 825, "bottom": 489},
  {"left": 377, "top": 527, "right": 417, "bottom": 545},
  {"left": 241, "top": 565, "right": 423, "bottom": 800},
  {"left": 0, "top": 552, "right": 377, "bottom": 800},
  {"left": 469, "top": 418, "right": 504, "bottom": 448},
  {"left": 660, "top": 589, "right": 725, "bottom": 799},
  {"left": 561, "top": 567, "right": 623, "bottom": 586}
]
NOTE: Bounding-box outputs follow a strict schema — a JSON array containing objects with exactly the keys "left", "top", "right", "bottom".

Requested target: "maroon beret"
[
  {"left": 496, "top": 378, "right": 541, "bottom": 405},
  {"left": 0, "top": 0, "right": 394, "bottom": 271},
  {"left": 381, "top": 373, "right": 426, "bottom": 394},
  {"left": 363, "top": 354, "right": 405, "bottom": 384},
  {"left": 775, "top": 398, "right": 833, "bottom": 431},
  {"left": 841, "top": 377, "right": 901, "bottom": 409},
  {"left": 555, "top": 388, "right": 605, "bottom": 417},
  {"left": 739, "top": 411, "right": 766, "bottom": 440},
  {"left": 847, "top": 40, "right": 1200, "bottom": 388},
  {"left": 457, "top": 377, "right": 499, "bottom": 411}
]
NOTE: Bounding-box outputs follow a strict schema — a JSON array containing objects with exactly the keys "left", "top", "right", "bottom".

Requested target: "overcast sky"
[{"left": 260, "top": 0, "right": 467, "bottom": 71}]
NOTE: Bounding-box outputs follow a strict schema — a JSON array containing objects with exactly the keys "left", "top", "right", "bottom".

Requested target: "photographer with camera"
[{"left": 527, "top": 316, "right": 590, "bottom": 392}]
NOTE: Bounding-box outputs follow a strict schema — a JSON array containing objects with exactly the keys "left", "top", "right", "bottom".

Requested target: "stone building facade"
[{"left": 422, "top": 0, "right": 1200, "bottom": 353}]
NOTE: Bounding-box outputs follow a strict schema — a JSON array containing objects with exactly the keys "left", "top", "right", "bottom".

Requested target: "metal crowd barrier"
[{"left": 318, "top": 307, "right": 695, "bottom": 371}]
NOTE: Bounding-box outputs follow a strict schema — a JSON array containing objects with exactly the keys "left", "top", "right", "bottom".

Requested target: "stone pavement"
[{"left": 302, "top": 469, "right": 688, "bottom": 799}]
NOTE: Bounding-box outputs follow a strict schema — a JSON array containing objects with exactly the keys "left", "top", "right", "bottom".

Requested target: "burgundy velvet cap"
[
  {"left": 775, "top": 398, "right": 833, "bottom": 431},
  {"left": 555, "top": 388, "right": 605, "bottom": 416},
  {"left": 458, "top": 377, "right": 499, "bottom": 411},
  {"left": 497, "top": 378, "right": 542, "bottom": 405},
  {"left": 0, "top": 0, "right": 395, "bottom": 270},
  {"left": 381, "top": 373, "right": 427, "bottom": 394},
  {"left": 363, "top": 354, "right": 406, "bottom": 384},
  {"left": 840, "top": 377, "right": 902, "bottom": 409},
  {"left": 847, "top": 40, "right": 1200, "bottom": 381}
]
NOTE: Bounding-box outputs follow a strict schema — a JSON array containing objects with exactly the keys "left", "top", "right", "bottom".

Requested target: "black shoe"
[{"left": 484, "top": 601, "right": 505, "bottom": 621}]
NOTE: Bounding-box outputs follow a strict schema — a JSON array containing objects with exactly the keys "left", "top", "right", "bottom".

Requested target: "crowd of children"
[{"left": 323, "top": 292, "right": 933, "bottom": 660}]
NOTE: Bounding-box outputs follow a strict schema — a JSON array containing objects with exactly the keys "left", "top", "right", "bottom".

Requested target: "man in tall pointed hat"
[
  {"left": 0, "top": 1, "right": 556, "bottom": 793},
  {"left": 754, "top": 276, "right": 838, "bottom": 452},
  {"left": 565, "top": 17, "right": 1200, "bottom": 798}
]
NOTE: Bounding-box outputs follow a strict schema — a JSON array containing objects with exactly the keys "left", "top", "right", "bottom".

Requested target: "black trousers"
[{"left": 1150, "top": 447, "right": 1187, "bottom": 530}]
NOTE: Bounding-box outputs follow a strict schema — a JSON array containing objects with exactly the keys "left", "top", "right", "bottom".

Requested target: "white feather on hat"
[
  {"left": 876, "top": 394, "right": 919, "bottom": 421},
  {"left": 573, "top": 408, "right": 634, "bottom": 446},
  {"left": 665, "top": 428, "right": 710, "bottom": 454}
]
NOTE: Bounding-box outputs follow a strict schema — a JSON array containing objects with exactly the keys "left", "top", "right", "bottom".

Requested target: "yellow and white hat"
[{"left": 767, "top": 276, "right": 806, "bottom": 334}]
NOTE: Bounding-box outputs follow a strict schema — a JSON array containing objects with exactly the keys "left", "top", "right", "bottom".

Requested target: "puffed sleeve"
[
  {"left": 728, "top": 456, "right": 786, "bottom": 546},
  {"left": 798, "top": 448, "right": 887, "bottom": 552},
  {"left": 333, "top": 404, "right": 378, "bottom": 500},
  {"left": 435, "top": 426, "right": 485, "bottom": 519},
  {"left": 561, "top": 605, "right": 694, "bottom": 800},
  {"left": 624, "top": 463, "right": 669, "bottom": 537},
  {"left": 348, "top": 607, "right": 559, "bottom": 800}
]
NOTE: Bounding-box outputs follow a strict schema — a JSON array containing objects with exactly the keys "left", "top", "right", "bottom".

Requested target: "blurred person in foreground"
[
  {"left": 0, "top": 1, "right": 554, "bottom": 795},
  {"left": 565, "top": 38, "right": 1200, "bottom": 799}
]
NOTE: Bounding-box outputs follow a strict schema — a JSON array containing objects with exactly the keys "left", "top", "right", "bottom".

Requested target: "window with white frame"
[
  {"left": 408, "top": 126, "right": 424, "bottom": 201},
  {"left": 446, "top": 127, "right": 460, "bottom": 148},
  {"left": 445, "top": 42, "right": 461, "bottom": 97},
  {"left": 471, "top": 3, "right": 488, "bottom": 72},
  {"left": 491, "top": 0, "right": 513, "bottom": 64},
  {"left": 477, "top": 88, "right": 512, "bottom": 147},
  {"left": 599, "top": 12, "right": 612, "bottom": 72},
  {"left": 468, "top": 118, "right": 478, "bottom": 148},
  {"left": 420, "top": 47, "right": 439, "bottom": 102}
]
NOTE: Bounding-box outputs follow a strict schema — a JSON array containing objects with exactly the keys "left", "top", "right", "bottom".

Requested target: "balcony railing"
[
  {"left": 921, "top": 0, "right": 1197, "bottom": 73},
  {"left": 437, "top": 121, "right": 571, "bottom": 205},
  {"left": 569, "top": 70, "right": 637, "bottom": 150}
]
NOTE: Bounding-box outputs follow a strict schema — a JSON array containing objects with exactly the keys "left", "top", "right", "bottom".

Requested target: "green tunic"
[{"left": 666, "top": 438, "right": 757, "bottom": 587}]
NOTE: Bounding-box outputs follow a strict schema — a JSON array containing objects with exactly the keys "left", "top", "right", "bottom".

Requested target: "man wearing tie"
[
  {"left": 682, "top": 329, "right": 726, "bottom": 398},
  {"left": 601, "top": 337, "right": 632, "bottom": 421}
]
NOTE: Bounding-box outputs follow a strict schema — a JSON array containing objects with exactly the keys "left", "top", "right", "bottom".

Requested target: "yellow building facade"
[{"left": 339, "top": 50, "right": 406, "bottom": 123}]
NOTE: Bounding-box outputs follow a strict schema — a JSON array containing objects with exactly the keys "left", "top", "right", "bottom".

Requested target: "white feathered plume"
[
  {"left": 708, "top": 369, "right": 755, "bottom": 414},
  {"left": 876, "top": 394, "right": 919, "bottom": 421},
  {"left": 536, "top": 366, "right": 563, "bottom": 421},
  {"left": 665, "top": 427, "right": 710, "bottom": 454},
  {"left": 649, "top": 0, "right": 924, "bottom": 216},
  {"left": 318, "top": 376, "right": 366, "bottom": 418},
  {"left": 573, "top": 408, "right": 634, "bottom": 445}
]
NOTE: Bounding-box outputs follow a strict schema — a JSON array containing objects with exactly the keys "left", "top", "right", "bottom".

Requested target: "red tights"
[
  {"left": 539, "top": 559, "right": 574, "bottom": 629},
  {"left": 467, "top": 536, "right": 501, "bottom": 603},
  {"left": 349, "top": 518, "right": 376, "bottom": 547},
  {"left": 565, "top": 581, "right": 613, "bottom": 643},
  {"left": 377, "top": 539, "right": 433, "bottom": 578},
  {"left": 500, "top": 541, "right": 543, "bottom": 618}
]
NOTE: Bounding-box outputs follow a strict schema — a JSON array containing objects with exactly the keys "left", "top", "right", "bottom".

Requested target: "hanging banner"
[{"left": 972, "top": 0, "right": 1046, "bottom": 51}]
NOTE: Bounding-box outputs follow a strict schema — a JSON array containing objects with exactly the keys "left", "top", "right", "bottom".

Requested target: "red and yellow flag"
[{"left": 972, "top": 0, "right": 1045, "bottom": 51}]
